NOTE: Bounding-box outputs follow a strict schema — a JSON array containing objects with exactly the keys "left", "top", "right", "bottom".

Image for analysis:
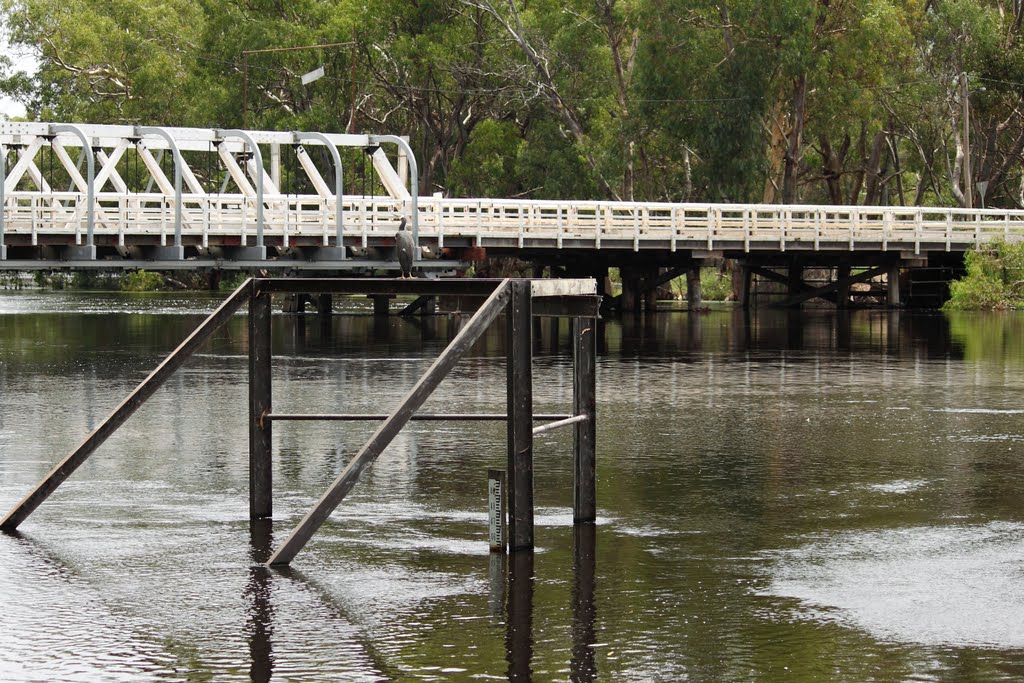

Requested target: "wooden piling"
[
  {"left": 739, "top": 265, "right": 753, "bottom": 310},
  {"left": 249, "top": 288, "right": 273, "bottom": 519},
  {"left": 506, "top": 280, "right": 534, "bottom": 552},
  {"left": 837, "top": 264, "right": 852, "bottom": 309},
  {"left": 573, "top": 317, "right": 597, "bottom": 523},
  {"left": 316, "top": 293, "right": 333, "bottom": 317},
  {"left": 686, "top": 267, "right": 702, "bottom": 309},
  {"left": 887, "top": 263, "right": 901, "bottom": 307}
]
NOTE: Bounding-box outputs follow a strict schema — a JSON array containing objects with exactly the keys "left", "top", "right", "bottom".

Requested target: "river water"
[{"left": 1, "top": 290, "right": 1023, "bottom": 681}]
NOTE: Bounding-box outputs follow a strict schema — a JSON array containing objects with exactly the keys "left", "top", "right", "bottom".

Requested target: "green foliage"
[
  {"left": 218, "top": 271, "right": 251, "bottom": 292},
  {"left": 944, "top": 241, "right": 1024, "bottom": 310},
  {"left": 4, "top": 0, "right": 1024, "bottom": 207},
  {"left": 700, "top": 268, "right": 733, "bottom": 302},
  {"left": 447, "top": 119, "right": 521, "bottom": 197},
  {"left": 120, "top": 270, "right": 166, "bottom": 292}
]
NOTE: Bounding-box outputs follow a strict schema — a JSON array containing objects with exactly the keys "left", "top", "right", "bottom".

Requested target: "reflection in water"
[
  {"left": 4, "top": 294, "right": 1024, "bottom": 680},
  {"left": 246, "top": 520, "right": 274, "bottom": 683},
  {"left": 505, "top": 552, "right": 534, "bottom": 681},
  {"left": 489, "top": 552, "right": 506, "bottom": 620},
  {"left": 571, "top": 524, "right": 597, "bottom": 683}
]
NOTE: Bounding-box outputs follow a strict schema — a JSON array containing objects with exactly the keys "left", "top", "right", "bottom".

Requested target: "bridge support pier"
[
  {"left": 788, "top": 265, "right": 803, "bottom": 297},
  {"left": 836, "top": 265, "right": 852, "bottom": 309},
  {"left": 620, "top": 267, "right": 642, "bottom": 314},
  {"left": 738, "top": 265, "right": 753, "bottom": 310},
  {"left": 686, "top": 267, "right": 702, "bottom": 309},
  {"left": 371, "top": 294, "right": 394, "bottom": 316},
  {"left": 887, "top": 264, "right": 901, "bottom": 307}
]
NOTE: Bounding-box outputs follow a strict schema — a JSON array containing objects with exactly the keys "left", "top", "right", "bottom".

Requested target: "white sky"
[{"left": 1, "top": 24, "right": 36, "bottom": 119}]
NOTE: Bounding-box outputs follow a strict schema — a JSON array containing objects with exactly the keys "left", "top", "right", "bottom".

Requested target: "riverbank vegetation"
[
  {"left": 10, "top": 270, "right": 250, "bottom": 292},
  {"left": 944, "top": 241, "right": 1024, "bottom": 310},
  {"left": 4, "top": 1, "right": 1024, "bottom": 210}
]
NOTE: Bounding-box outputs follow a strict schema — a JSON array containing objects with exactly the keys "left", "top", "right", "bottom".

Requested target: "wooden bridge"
[{"left": 2, "top": 121, "right": 1018, "bottom": 306}]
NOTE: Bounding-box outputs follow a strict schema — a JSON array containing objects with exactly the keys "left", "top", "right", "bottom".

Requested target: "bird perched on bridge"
[{"left": 395, "top": 217, "right": 415, "bottom": 278}]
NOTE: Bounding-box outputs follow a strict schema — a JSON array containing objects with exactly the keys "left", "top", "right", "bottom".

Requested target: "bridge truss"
[{"left": 3, "top": 122, "right": 1024, "bottom": 272}]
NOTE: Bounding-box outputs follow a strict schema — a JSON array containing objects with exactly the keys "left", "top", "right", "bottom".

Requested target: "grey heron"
[{"left": 395, "top": 217, "right": 415, "bottom": 278}]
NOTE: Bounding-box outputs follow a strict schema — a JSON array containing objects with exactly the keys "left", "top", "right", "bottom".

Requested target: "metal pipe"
[
  {"left": 137, "top": 126, "right": 183, "bottom": 256},
  {"left": 51, "top": 124, "right": 95, "bottom": 253},
  {"left": 294, "top": 131, "right": 344, "bottom": 256},
  {"left": 369, "top": 134, "right": 419, "bottom": 260},
  {"left": 216, "top": 129, "right": 265, "bottom": 253},
  {"left": 532, "top": 413, "right": 589, "bottom": 437},
  {"left": 266, "top": 413, "right": 572, "bottom": 422}
]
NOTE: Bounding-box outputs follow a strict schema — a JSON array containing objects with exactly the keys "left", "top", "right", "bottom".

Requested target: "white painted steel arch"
[{"left": 3, "top": 122, "right": 1024, "bottom": 261}]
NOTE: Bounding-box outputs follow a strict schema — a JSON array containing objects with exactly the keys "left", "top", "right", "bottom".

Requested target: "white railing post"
[{"left": 0, "top": 142, "right": 6, "bottom": 260}]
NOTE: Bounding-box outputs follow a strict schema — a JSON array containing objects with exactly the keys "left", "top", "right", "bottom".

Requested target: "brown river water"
[{"left": 1, "top": 290, "right": 1023, "bottom": 681}]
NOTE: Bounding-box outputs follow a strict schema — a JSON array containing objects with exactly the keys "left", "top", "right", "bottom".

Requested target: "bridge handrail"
[{"left": 6, "top": 189, "right": 1024, "bottom": 252}]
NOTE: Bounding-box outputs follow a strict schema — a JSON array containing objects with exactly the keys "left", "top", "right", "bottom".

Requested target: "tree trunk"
[
  {"left": 863, "top": 130, "right": 888, "bottom": 205},
  {"left": 763, "top": 94, "right": 787, "bottom": 203},
  {"left": 782, "top": 74, "right": 807, "bottom": 204}
]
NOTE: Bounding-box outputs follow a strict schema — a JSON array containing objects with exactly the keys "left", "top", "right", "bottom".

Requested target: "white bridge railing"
[
  {"left": 3, "top": 122, "right": 1024, "bottom": 259},
  {"left": 3, "top": 191, "right": 1024, "bottom": 254}
]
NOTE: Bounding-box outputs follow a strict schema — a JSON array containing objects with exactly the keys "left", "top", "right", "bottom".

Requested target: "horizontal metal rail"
[
  {"left": 531, "top": 414, "right": 589, "bottom": 436},
  {"left": 267, "top": 413, "right": 572, "bottom": 421}
]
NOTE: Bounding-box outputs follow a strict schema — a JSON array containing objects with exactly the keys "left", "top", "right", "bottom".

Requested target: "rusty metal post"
[
  {"left": 249, "top": 286, "right": 273, "bottom": 519},
  {"left": 506, "top": 280, "right": 534, "bottom": 551},
  {"left": 573, "top": 316, "right": 597, "bottom": 523}
]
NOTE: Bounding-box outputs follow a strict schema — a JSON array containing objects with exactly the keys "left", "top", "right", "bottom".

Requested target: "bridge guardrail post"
[{"left": 1, "top": 141, "right": 6, "bottom": 260}]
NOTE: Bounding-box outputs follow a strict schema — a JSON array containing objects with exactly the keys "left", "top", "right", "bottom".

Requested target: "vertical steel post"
[
  {"left": 51, "top": 124, "right": 95, "bottom": 257},
  {"left": 217, "top": 129, "right": 265, "bottom": 256},
  {"left": 295, "top": 131, "right": 345, "bottom": 257},
  {"left": 369, "top": 135, "right": 419, "bottom": 260},
  {"left": 573, "top": 317, "right": 597, "bottom": 523},
  {"left": 249, "top": 286, "right": 273, "bottom": 518},
  {"left": 506, "top": 280, "right": 534, "bottom": 551},
  {"left": 137, "top": 126, "right": 184, "bottom": 258}
]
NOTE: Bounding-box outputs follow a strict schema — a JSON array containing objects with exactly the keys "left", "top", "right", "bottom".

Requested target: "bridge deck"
[{"left": 3, "top": 121, "right": 1022, "bottom": 267}]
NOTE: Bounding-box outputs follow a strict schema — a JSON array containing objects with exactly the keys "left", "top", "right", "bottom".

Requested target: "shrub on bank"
[
  {"left": 121, "top": 270, "right": 166, "bottom": 292},
  {"left": 944, "top": 240, "right": 1024, "bottom": 310}
]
